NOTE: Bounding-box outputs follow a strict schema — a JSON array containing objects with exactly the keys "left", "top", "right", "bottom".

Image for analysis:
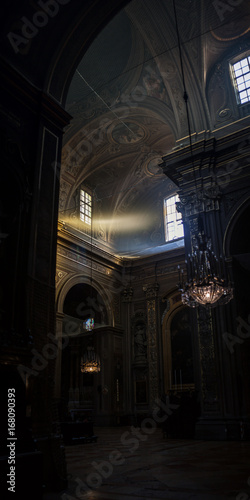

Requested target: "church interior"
[{"left": 1, "top": 0, "right": 250, "bottom": 498}]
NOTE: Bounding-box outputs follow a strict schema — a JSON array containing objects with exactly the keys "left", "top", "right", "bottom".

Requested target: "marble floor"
[{"left": 45, "top": 426, "right": 250, "bottom": 500}]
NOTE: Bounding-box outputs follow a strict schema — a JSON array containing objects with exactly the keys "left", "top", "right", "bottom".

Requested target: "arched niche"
[
  {"left": 224, "top": 197, "right": 250, "bottom": 317},
  {"left": 56, "top": 274, "right": 113, "bottom": 329},
  {"left": 224, "top": 198, "right": 250, "bottom": 414},
  {"left": 63, "top": 283, "right": 108, "bottom": 329},
  {"left": 162, "top": 291, "right": 195, "bottom": 394},
  {"left": 56, "top": 276, "right": 115, "bottom": 418}
]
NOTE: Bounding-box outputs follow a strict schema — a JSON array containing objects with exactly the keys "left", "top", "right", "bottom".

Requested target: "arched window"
[{"left": 164, "top": 194, "right": 184, "bottom": 242}]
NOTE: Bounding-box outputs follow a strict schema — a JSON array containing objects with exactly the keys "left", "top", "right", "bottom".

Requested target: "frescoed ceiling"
[{"left": 58, "top": 0, "right": 250, "bottom": 257}]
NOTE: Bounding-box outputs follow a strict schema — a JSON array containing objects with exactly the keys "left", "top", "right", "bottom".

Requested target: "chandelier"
[
  {"left": 171, "top": 0, "right": 233, "bottom": 309},
  {"left": 81, "top": 345, "right": 101, "bottom": 373},
  {"left": 178, "top": 231, "right": 233, "bottom": 308},
  {"left": 81, "top": 317, "right": 101, "bottom": 373}
]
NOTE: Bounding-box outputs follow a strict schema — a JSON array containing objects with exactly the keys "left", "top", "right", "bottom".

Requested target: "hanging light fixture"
[
  {"left": 178, "top": 230, "right": 233, "bottom": 308},
  {"left": 81, "top": 189, "right": 101, "bottom": 372},
  {"left": 172, "top": 0, "right": 233, "bottom": 308},
  {"left": 81, "top": 346, "right": 101, "bottom": 373}
]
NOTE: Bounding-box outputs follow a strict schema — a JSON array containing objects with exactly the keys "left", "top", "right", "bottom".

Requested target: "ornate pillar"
[
  {"left": 143, "top": 283, "right": 160, "bottom": 412},
  {"left": 160, "top": 133, "right": 250, "bottom": 439},
  {"left": 54, "top": 312, "right": 64, "bottom": 399},
  {"left": 178, "top": 194, "right": 223, "bottom": 438},
  {"left": 197, "top": 307, "right": 219, "bottom": 415},
  {"left": 122, "top": 286, "right": 134, "bottom": 418}
]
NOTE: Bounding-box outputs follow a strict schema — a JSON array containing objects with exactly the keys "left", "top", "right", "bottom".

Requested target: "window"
[
  {"left": 80, "top": 189, "right": 92, "bottom": 225},
  {"left": 164, "top": 194, "right": 184, "bottom": 242},
  {"left": 231, "top": 56, "right": 250, "bottom": 104}
]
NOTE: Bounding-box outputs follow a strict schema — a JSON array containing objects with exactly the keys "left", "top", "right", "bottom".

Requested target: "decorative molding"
[
  {"left": 177, "top": 187, "right": 221, "bottom": 219},
  {"left": 122, "top": 286, "right": 134, "bottom": 302},
  {"left": 143, "top": 284, "right": 159, "bottom": 410},
  {"left": 161, "top": 300, "right": 170, "bottom": 325},
  {"left": 147, "top": 299, "right": 159, "bottom": 409},
  {"left": 131, "top": 311, "right": 147, "bottom": 364},
  {"left": 57, "top": 246, "right": 110, "bottom": 278},
  {"left": 223, "top": 189, "right": 250, "bottom": 217},
  {"left": 55, "top": 270, "right": 68, "bottom": 286},
  {"left": 142, "top": 283, "right": 159, "bottom": 299}
]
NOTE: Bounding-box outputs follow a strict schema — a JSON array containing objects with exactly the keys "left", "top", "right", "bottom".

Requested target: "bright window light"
[
  {"left": 232, "top": 56, "right": 250, "bottom": 104},
  {"left": 80, "top": 189, "right": 92, "bottom": 225},
  {"left": 164, "top": 194, "right": 184, "bottom": 242}
]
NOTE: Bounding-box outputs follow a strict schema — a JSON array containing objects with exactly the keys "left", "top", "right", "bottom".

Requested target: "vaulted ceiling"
[{"left": 58, "top": 0, "right": 250, "bottom": 257}]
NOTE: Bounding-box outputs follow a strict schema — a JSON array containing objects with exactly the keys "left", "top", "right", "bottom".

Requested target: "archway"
[
  {"left": 56, "top": 280, "right": 109, "bottom": 417},
  {"left": 225, "top": 199, "right": 250, "bottom": 415},
  {"left": 161, "top": 290, "right": 198, "bottom": 438},
  {"left": 162, "top": 292, "right": 195, "bottom": 394}
]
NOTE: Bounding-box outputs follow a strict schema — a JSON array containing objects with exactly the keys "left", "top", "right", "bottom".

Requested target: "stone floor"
[{"left": 45, "top": 426, "right": 250, "bottom": 500}]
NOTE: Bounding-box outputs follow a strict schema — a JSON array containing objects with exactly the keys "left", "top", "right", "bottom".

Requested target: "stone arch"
[
  {"left": 162, "top": 293, "right": 184, "bottom": 393},
  {"left": 161, "top": 289, "right": 194, "bottom": 394},
  {"left": 56, "top": 273, "right": 113, "bottom": 327},
  {"left": 223, "top": 197, "right": 250, "bottom": 414},
  {"left": 45, "top": 1, "right": 132, "bottom": 105},
  {"left": 224, "top": 196, "right": 250, "bottom": 317},
  {"left": 224, "top": 195, "right": 250, "bottom": 258}
]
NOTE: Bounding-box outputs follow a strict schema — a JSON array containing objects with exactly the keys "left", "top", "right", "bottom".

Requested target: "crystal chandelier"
[
  {"left": 172, "top": 1, "right": 233, "bottom": 309},
  {"left": 178, "top": 231, "right": 233, "bottom": 308},
  {"left": 81, "top": 345, "right": 101, "bottom": 373}
]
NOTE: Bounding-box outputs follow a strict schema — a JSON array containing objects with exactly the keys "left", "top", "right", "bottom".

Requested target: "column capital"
[
  {"left": 122, "top": 286, "right": 134, "bottom": 302},
  {"left": 143, "top": 283, "right": 159, "bottom": 299}
]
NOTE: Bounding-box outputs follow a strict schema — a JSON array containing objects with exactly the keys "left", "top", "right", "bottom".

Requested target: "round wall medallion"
[{"left": 218, "top": 108, "right": 231, "bottom": 118}]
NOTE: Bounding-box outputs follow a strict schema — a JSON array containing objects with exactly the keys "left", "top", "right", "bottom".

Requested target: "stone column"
[
  {"left": 143, "top": 283, "right": 160, "bottom": 412},
  {"left": 54, "top": 313, "right": 64, "bottom": 399},
  {"left": 122, "top": 286, "right": 134, "bottom": 419},
  {"left": 197, "top": 307, "right": 219, "bottom": 415}
]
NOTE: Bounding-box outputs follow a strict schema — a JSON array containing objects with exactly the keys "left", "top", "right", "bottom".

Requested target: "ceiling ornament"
[
  {"left": 111, "top": 121, "right": 145, "bottom": 144},
  {"left": 145, "top": 156, "right": 164, "bottom": 177},
  {"left": 211, "top": 25, "right": 250, "bottom": 43},
  {"left": 142, "top": 66, "right": 167, "bottom": 101}
]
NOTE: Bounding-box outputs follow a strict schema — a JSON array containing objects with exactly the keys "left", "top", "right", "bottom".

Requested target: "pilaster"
[{"left": 143, "top": 283, "right": 160, "bottom": 411}]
